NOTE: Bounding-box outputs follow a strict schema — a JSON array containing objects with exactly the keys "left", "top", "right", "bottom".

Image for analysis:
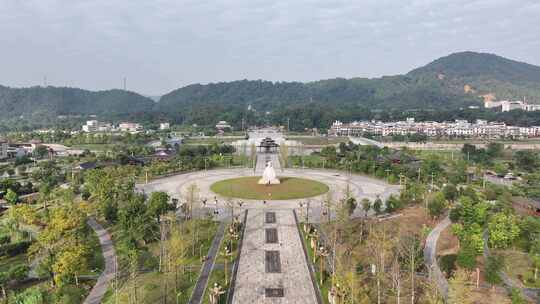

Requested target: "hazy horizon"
[{"left": 1, "top": 0, "right": 539, "bottom": 96}]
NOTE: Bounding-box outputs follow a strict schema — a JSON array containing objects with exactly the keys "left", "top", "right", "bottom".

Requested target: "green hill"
[
  {"left": 0, "top": 86, "right": 155, "bottom": 119},
  {"left": 2, "top": 51, "right": 540, "bottom": 130},
  {"left": 408, "top": 51, "right": 540, "bottom": 100}
]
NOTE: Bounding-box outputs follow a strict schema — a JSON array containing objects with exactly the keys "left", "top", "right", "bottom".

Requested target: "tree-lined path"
[{"left": 84, "top": 218, "right": 117, "bottom": 304}]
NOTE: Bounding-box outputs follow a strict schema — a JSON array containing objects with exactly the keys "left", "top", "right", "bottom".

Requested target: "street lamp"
[{"left": 318, "top": 246, "right": 330, "bottom": 285}]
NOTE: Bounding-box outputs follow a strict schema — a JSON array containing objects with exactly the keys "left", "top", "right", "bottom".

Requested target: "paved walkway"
[
  {"left": 137, "top": 168, "right": 399, "bottom": 222},
  {"left": 84, "top": 218, "right": 117, "bottom": 304},
  {"left": 188, "top": 221, "right": 226, "bottom": 304},
  {"left": 423, "top": 215, "right": 450, "bottom": 300},
  {"left": 231, "top": 209, "right": 318, "bottom": 304}
]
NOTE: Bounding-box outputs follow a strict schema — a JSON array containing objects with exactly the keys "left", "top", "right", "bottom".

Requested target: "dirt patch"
[{"left": 437, "top": 226, "right": 459, "bottom": 256}]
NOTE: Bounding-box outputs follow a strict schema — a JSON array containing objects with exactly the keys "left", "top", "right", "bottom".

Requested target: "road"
[
  {"left": 84, "top": 218, "right": 117, "bottom": 304},
  {"left": 423, "top": 215, "right": 450, "bottom": 300},
  {"left": 348, "top": 136, "right": 385, "bottom": 148}
]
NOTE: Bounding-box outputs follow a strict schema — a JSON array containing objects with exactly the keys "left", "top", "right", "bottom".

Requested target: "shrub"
[
  {"left": 456, "top": 241, "right": 478, "bottom": 269},
  {"left": 0, "top": 241, "right": 31, "bottom": 257},
  {"left": 0, "top": 235, "right": 10, "bottom": 245},
  {"left": 485, "top": 255, "right": 504, "bottom": 285},
  {"left": 439, "top": 254, "right": 457, "bottom": 277}
]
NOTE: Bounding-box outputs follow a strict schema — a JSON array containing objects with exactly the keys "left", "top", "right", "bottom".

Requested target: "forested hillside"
[
  {"left": 2, "top": 51, "right": 540, "bottom": 131},
  {"left": 0, "top": 86, "right": 155, "bottom": 119}
]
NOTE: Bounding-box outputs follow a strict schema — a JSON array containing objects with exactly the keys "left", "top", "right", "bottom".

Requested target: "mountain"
[
  {"left": 157, "top": 52, "right": 540, "bottom": 128},
  {"left": 0, "top": 86, "right": 155, "bottom": 119},
  {"left": 408, "top": 51, "right": 540, "bottom": 101},
  {"left": 2, "top": 51, "right": 540, "bottom": 130}
]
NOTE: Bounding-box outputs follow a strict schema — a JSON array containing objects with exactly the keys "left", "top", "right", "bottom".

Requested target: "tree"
[
  {"left": 448, "top": 268, "right": 473, "bottom": 304},
  {"left": 484, "top": 255, "right": 504, "bottom": 286},
  {"left": 487, "top": 213, "right": 520, "bottom": 249},
  {"left": 366, "top": 224, "right": 395, "bottom": 304},
  {"left": 118, "top": 195, "right": 156, "bottom": 246},
  {"left": 399, "top": 235, "right": 423, "bottom": 304},
  {"left": 167, "top": 222, "right": 192, "bottom": 295},
  {"left": 486, "top": 142, "right": 504, "bottom": 158},
  {"left": 442, "top": 184, "right": 458, "bottom": 202},
  {"left": 345, "top": 197, "right": 357, "bottom": 217},
  {"left": 279, "top": 144, "right": 289, "bottom": 168},
  {"left": 52, "top": 244, "right": 89, "bottom": 287},
  {"left": 510, "top": 288, "right": 527, "bottom": 304},
  {"left": 34, "top": 145, "right": 49, "bottom": 159},
  {"left": 0, "top": 271, "right": 7, "bottom": 300},
  {"left": 462, "top": 144, "right": 477, "bottom": 160},
  {"left": 385, "top": 195, "right": 401, "bottom": 213},
  {"left": 373, "top": 197, "right": 383, "bottom": 215},
  {"left": 183, "top": 184, "right": 200, "bottom": 219},
  {"left": 514, "top": 150, "right": 539, "bottom": 172},
  {"left": 361, "top": 198, "right": 371, "bottom": 216},
  {"left": 428, "top": 192, "right": 447, "bottom": 218},
  {"left": 147, "top": 191, "right": 172, "bottom": 222},
  {"left": 456, "top": 241, "right": 478, "bottom": 270},
  {"left": 4, "top": 189, "right": 18, "bottom": 205}
]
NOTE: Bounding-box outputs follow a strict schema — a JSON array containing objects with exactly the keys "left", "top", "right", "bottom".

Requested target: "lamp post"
[
  {"left": 221, "top": 245, "right": 233, "bottom": 285},
  {"left": 318, "top": 246, "right": 330, "bottom": 285}
]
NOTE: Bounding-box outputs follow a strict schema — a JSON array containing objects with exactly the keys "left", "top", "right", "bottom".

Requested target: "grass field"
[
  {"left": 70, "top": 143, "right": 117, "bottom": 151},
  {"left": 210, "top": 177, "right": 329, "bottom": 200},
  {"left": 183, "top": 137, "right": 241, "bottom": 145},
  {"left": 286, "top": 136, "right": 349, "bottom": 146}
]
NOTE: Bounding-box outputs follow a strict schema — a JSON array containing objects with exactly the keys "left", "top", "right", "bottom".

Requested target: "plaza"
[{"left": 137, "top": 143, "right": 399, "bottom": 303}]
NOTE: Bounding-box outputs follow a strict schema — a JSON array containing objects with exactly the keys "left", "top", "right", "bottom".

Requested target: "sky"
[{"left": 1, "top": 0, "right": 540, "bottom": 95}]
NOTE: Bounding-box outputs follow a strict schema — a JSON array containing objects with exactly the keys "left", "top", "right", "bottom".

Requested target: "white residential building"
[
  {"left": 0, "top": 141, "right": 7, "bottom": 160},
  {"left": 119, "top": 122, "right": 143, "bottom": 133},
  {"left": 159, "top": 122, "right": 170, "bottom": 130},
  {"left": 485, "top": 99, "right": 540, "bottom": 112},
  {"left": 82, "top": 120, "right": 112, "bottom": 132},
  {"left": 329, "top": 120, "right": 540, "bottom": 139}
]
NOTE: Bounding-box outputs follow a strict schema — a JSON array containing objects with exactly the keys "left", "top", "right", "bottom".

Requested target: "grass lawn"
[
  {"left": 210, "top": 176, "right": 329, "bottom": 200},
  {"left": 183, "top": 138, "right": 240, "bottom": 145},
  {"left": 495, "top": 249, "right": 540, "bottom": 288},
  {"left": 0, "top": 252, "right": 28, "bottom": 273},
  {"left": 286, "top": 136, "right": 350, "bottom": 146},
  {"left": 70, "top": 143, "right": 117, "bottom": 151}
]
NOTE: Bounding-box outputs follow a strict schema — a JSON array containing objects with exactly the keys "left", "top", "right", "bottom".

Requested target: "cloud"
[{"left": 0, "top": 0, "right": 539, "bottom": 94}]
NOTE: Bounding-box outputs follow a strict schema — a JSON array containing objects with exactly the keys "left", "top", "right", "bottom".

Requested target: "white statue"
[{"left": 258, "top": 161, "right": 280, "bottom": 185}]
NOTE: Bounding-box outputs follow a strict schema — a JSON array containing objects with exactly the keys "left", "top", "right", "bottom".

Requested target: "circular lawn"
[{"left": 210, "top": 176, "right": 329, "bottom": 200}]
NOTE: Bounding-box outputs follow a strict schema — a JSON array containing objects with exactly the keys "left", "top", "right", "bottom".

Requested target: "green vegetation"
[
  {"left": 286, "top": 136, "right": 350, "bottom": 145},
  {"left": 3, "top": 52, "right": 540, "bottom": 132},
  {"left": 202, "top": 219, "right": 243, "bottom": 304},
  {"left": 102, "top": 219, "right": 219, "bottom": 304},
  {"left": 210, "top": 176, "right": 329, "bottom": 200}
]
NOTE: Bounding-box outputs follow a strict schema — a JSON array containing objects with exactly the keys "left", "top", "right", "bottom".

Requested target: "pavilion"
[{"left": 258, "top": 137, "right": 279, "bottom": 153}]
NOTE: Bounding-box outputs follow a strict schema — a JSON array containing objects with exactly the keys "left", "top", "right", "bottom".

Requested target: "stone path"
[
  {"left": 423, "top": 215, "right": 450, "bottom": 300},
  {"left": 84, "top": 218, "right": 117, "bottom": 304},
  {"left": 231, "top": 209, "right": 318, "bottom": 304},
  {"left": 188, "top": 221, "right": 226, "bottom": 304},
  {"left": 137, "top": 168, "right": 400, "bottom": 222}
]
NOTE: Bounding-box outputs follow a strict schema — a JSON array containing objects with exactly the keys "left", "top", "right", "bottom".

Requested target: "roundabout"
[
  {"left": 137, "top": 166, "right": 400, "bottom": 219},
  {"left": 209, "top": 176, "right": 329, "bottom": 200}
]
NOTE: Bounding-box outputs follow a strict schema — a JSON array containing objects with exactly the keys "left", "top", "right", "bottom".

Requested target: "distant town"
[{"left": 330, "top": 118, "right": 540, "bottom": 139}]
